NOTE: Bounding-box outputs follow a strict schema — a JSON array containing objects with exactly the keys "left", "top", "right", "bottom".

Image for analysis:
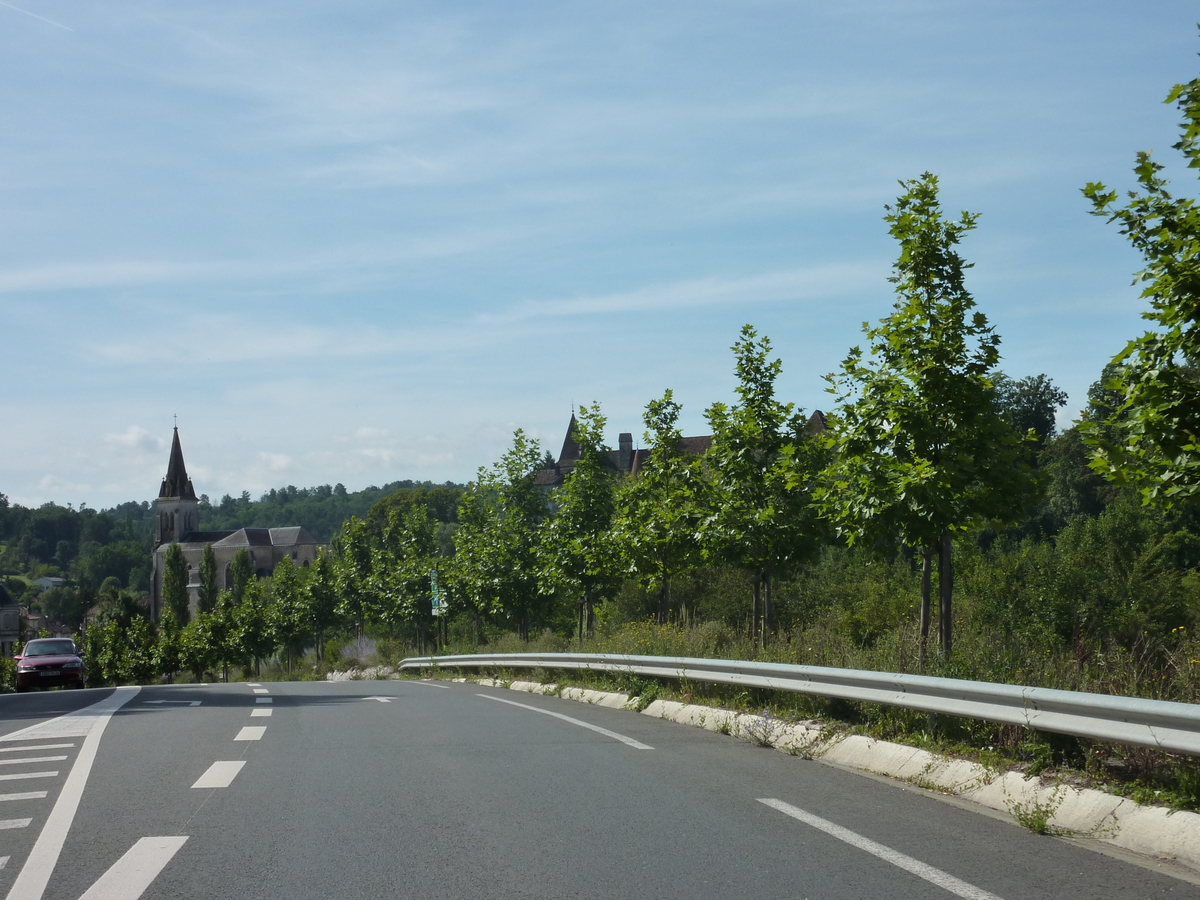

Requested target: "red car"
[{"left": 14, "top": 638, "right": 85, "bottom": 691}]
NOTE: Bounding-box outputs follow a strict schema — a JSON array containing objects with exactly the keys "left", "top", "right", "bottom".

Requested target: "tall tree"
[
  {"left": 229, "top": 548, "right": 253, "bottom": 605},
  {"left": 539, "top": 403, "right": 622, "bottom": 639},
  {"left": 197, "top": 543, "right": 218, "bottom": 614},
  {"left": 162, "top": 542, "right": 190, "bottom": 625},
  {"left": 820, "top": 173, "right": 1035, "bottom": 659},
  {"left": 1081, "top": 67, "right": 1200, "bottom": 507},
  {"left": 703, "top": 326, "right": 825, "bottom": 645},
  {"left": 307, "top": 550, "right": 340, "bottom": 661},
  {"left": 367, "top": 504, "right": 438, "bottom": 640},
  {"left": 453, "top": 430, "right": 546, "bottom": 641},
  {"left": 616, "top": 391, "right": 705, "bottom": 624},
  {"left": 271, "top": 556, "right": 311, "bottom": 673}
]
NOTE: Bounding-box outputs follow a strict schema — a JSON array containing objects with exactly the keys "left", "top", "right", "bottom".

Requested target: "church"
[{"left": 149, "top": 428, "right": 324, "bottom": 619}]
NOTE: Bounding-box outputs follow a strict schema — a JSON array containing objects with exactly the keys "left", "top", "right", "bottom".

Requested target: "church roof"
[
  {"left": 158, "top": 427, "right": 198, "bottom": 500},
  {"left": 207, "top": 526, "right": 321, "bottom": 549}
]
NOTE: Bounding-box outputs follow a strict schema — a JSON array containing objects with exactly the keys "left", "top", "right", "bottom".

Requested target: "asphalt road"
[{"left": 0, "top": 679, "right": 1195, "bottom": 900}]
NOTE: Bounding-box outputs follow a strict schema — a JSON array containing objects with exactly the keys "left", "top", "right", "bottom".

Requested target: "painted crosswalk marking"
[{"left": 0, "top": 792, "right": 47, "bottom": 802}]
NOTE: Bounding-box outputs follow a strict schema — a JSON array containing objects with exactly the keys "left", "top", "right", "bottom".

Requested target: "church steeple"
[
  {"left": 159, "top": 427, "right": 197, "bottom": 500},
  {"left": 154, "top": 427, "right": 199, "bottom": 548}
]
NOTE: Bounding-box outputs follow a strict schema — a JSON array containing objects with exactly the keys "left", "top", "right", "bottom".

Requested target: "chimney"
[{"left": 618, "top": 433, "right": 633, "bottom": 472}]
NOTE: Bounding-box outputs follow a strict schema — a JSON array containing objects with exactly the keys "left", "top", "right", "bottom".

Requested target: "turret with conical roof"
[{"left": 154, "top": 427, "right": 200, "bottom": 548}]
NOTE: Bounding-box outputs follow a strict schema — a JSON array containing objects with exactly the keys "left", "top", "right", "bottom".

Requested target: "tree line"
[{"left": 54, "top": 59, "right": 1200, "bottom": 691}]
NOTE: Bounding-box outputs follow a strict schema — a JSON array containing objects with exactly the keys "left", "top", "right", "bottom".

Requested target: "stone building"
[{"left": 149, "top": 429, "right": 324, "bottom": 619}]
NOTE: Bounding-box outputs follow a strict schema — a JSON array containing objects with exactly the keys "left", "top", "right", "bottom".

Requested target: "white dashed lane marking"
[
  {"left": 250, "top": 709, "right": 271, "bottom": 717},
  {"left": 0, "top": 820, "right": 30, "bottom": 830},
  {"left": 77, "top": 836, "right": 188, "bottom": 900},
  {"left": 191, "top": 762, "right": 245, "bottom": 789},
  {"left": 233, "top": 727, "right": 265, "bottom": 742},
  {"left": 255, "top": 698, "right": 272, "bottom": 704},
  {"left": 252, "top": 689, "right": 268, "bottom": 695}
]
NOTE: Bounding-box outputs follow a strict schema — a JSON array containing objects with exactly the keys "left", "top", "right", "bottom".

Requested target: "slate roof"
[
  {"left": 537, "top": 409, "right": 826, "bottom": 485},
  {"left": 159, "top": 427, "right": 198, "bottom": 500},
  {"left": 180, "top": 530, "right": 237, "bottom": 544},
  {"left": 203, "top": 526, "right": 321, "bottom": 549},
  {"left": 211, "top": 528, "right": 275, "bottom": 548}
]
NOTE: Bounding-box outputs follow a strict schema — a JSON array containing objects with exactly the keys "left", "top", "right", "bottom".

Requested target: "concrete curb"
[{"left": 456, "top": 675, "right": 1200, "bottom": 875}]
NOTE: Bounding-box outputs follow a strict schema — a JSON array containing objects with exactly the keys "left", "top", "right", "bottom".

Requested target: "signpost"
[{"left": 430, "top": 569, "right": 447, "bottom": 650}]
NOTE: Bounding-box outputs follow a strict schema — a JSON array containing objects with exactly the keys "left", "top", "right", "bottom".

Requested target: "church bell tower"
[{"left": 154, "top": 427, "right": 199, "bottom": 548}]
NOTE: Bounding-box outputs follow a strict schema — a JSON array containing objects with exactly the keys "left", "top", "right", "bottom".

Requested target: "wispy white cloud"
[{"left": 486, "top": 264, "right": 885, "bottom": 323}]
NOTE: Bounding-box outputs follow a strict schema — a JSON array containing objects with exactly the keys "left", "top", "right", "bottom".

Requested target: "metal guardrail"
[{"left": 399, "top": 652, "right": 1200, "bottom": 756}]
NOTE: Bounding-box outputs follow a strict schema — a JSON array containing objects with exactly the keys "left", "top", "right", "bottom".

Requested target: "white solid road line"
[
  {"left": 0, "top": 744, "right": 74, "bottom": 753},
  {"left": 191, "top": 761, "right": 246, "bottom": 789},
  {"left": 478, "top": 694, "right": 654, "bottom": 750},
  {"left": 234, "top": 726, "right": 265, "bottom": 741},
  {"left": 0, "top": 792, "right": 47, "bottom": 802},
  {"left": 77, "top": 836, "right": 188, "bottom": 900},
  {"left": 0, "top": 772, "right": 57, "bottom": 782},
  {"left": 0, "top": 756, "right": 67, "bottom": 766},
  {"left": 758, "top": 799, "right": 1006, "bottom": 900},
  {"left": 409, "top": 681, "right": 451, "bottom": 689},
  {"left": 0, "top": 819, "right": 30, "bottom": 830},
  {"left": 3, "top": 686, "right": 140, "bottom": 900},
  {"left": 255, "top": 697, "right": 272, "bottom": 704},
  {"left": 250, "top": 709, "right": 272, "bottom": 717}
]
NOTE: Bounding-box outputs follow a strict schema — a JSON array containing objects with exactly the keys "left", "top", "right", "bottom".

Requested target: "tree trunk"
[
  {"left": 939, "top": 530, "right": 953, "bottom": 656},
  {"left": 919, "top": 546, "right": 932, "bottom": 669},
  {"left": 762, "top": 567, "right": 773, "bottom": 648},
  {"left": 751, "top": 578, "right": 761, "bottom": 647},
  {"left": 578, "top": 598, "right": 585, "bottom": 642}
]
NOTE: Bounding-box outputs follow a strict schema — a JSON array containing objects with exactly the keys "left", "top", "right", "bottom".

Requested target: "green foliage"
[
  {"left": 704, "top": 325, "right": 826, "bottom": 640},
  {"left": 197, "top": 543, "right": 218, "bottom": 613},
  {"left": 229, "top": 548, "right": 252, "bottom": 605},
  {"left": 820, "top": 173, "right": 1036, "bottom": 656},
  {"left": 616, "top": 391, "right": 706, "bottom": 624},
  {"left": 453, "top": 430, "right": 547, "bottom": 640},
  {"left": 271, "top": 556, "right": 311, "bottom": 670},
  {"left": 1082, "top": 67, "right": 1200, "bottom": 506},
  {"left": 540, "top": 404, "right": 622, "bottom": 638},
  {"left": 162, "top": 542, "right": 190, "bottom": 625}
]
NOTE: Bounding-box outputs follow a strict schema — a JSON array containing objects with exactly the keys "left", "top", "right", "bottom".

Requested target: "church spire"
[{"left": 159, "top": 427, "right": 197, "bottom": 500}]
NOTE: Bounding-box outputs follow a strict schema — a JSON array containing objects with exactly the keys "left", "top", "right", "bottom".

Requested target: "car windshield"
[{"left": 23, "top": 640, "right": 76, "bottom": 657}]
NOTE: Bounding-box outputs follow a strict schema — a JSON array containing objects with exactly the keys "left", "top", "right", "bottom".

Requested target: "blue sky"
[{"left": 2, "top": 1, "right": 1197, "bottom": 508}]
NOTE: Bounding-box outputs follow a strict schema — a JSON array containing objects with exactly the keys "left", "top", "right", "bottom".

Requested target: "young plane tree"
[
  {"left": 539, "top": 404, "right": 622, "bottom": 639},
  {"left": 616, "top": 391, "right": 706, "bottom": 625},
  {"left": 1082, "top": 67, "right": 1200, "bottom": 507},
  {"left": 703, "top": 326, "right": 825, "bottom": 645},
  {"left": 820, "top": 173, "right": 1035, "bottom": 660}
]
